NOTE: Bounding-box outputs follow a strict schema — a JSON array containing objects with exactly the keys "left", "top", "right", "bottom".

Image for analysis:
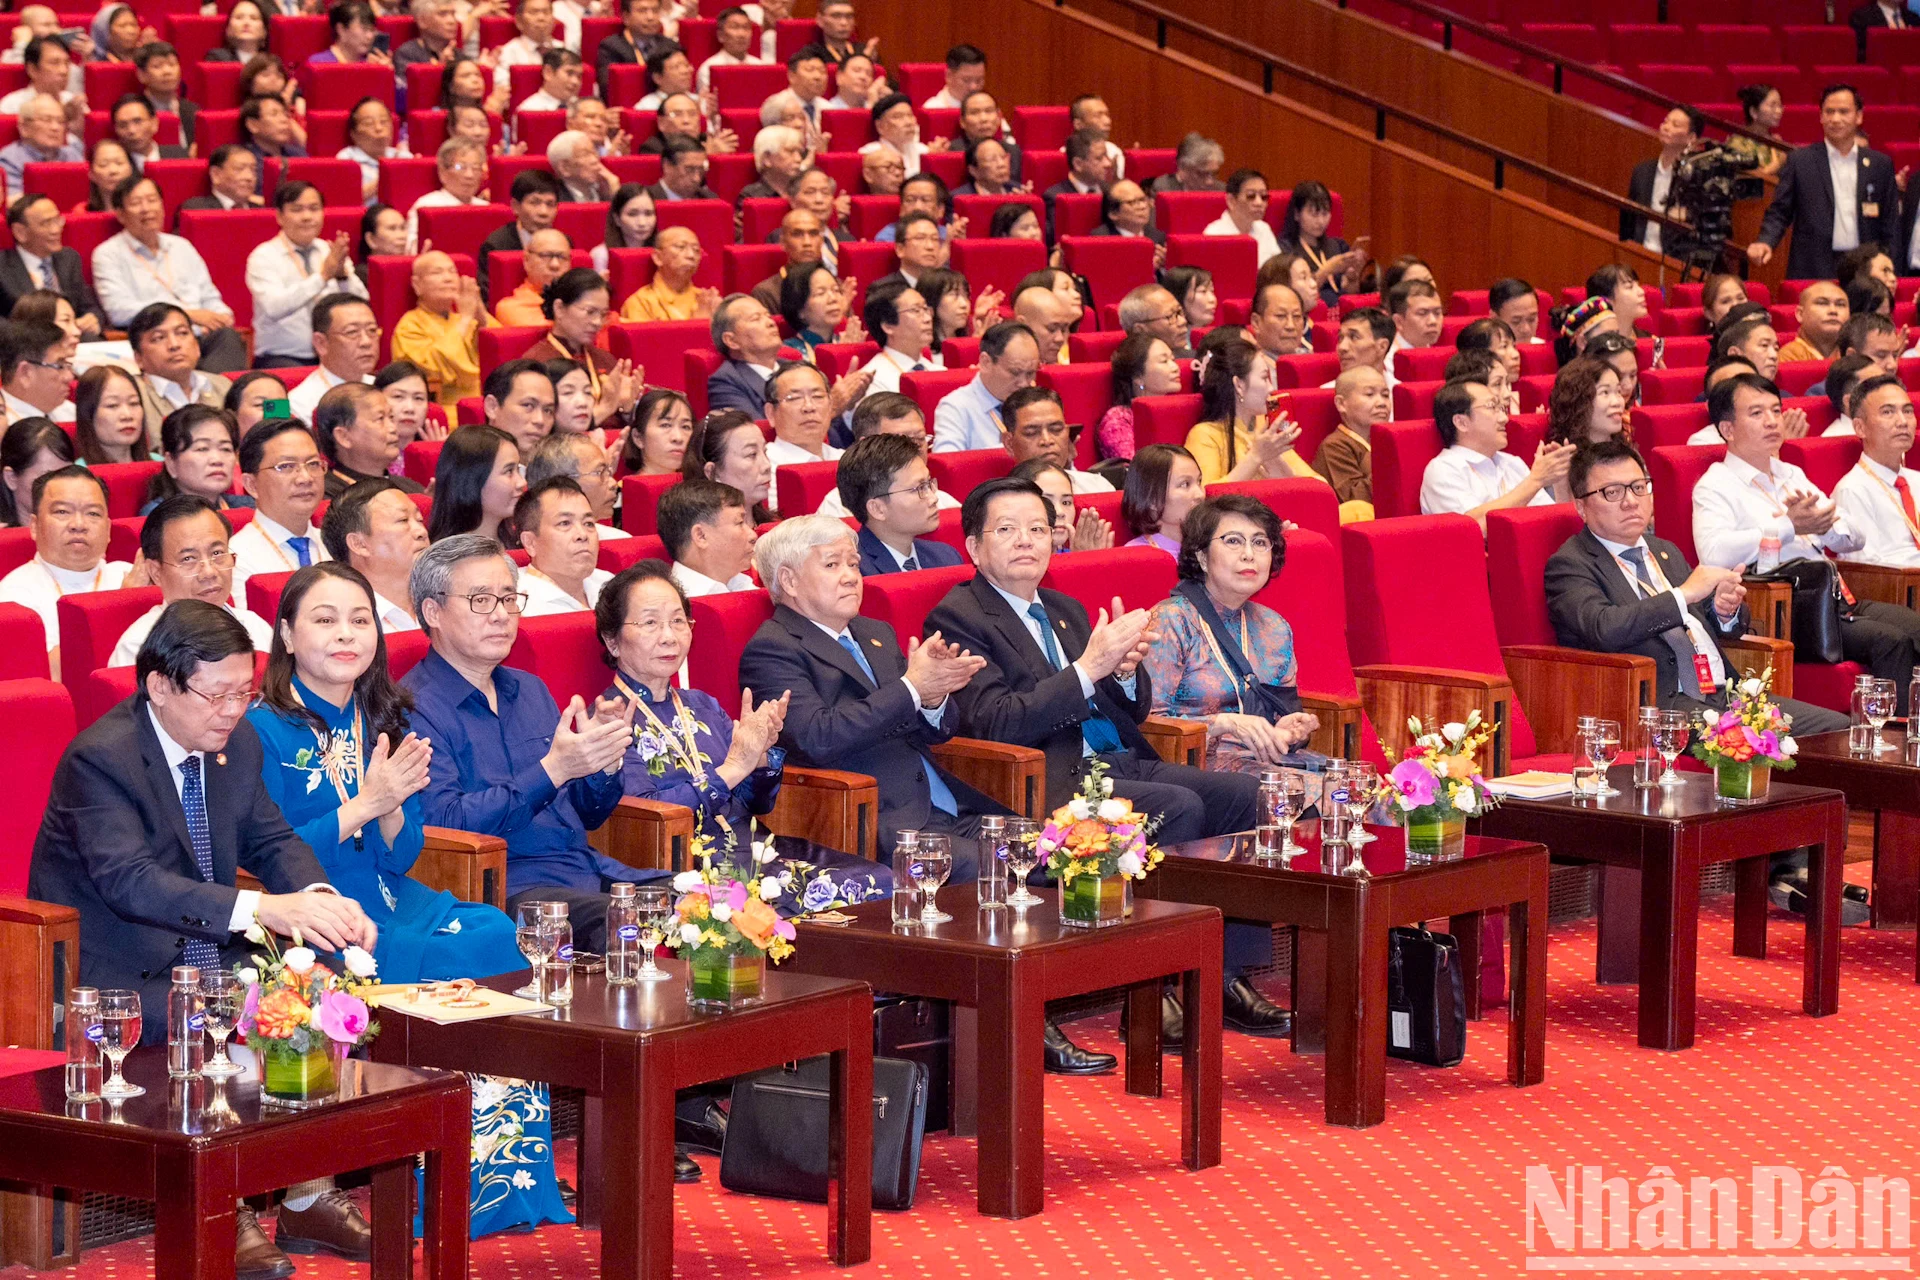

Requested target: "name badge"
[
  {"left": 1865, "top": 202, "right": 1882, "bottom": 218},
  {"left": 1694, "top": 653, "right": 1716, "bottom": 694}
]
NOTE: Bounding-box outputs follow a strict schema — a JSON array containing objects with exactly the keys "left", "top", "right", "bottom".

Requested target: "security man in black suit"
[
  {"left": 1749, "top": 83, "right": 1901, "bottom": 282},
  {"left": 0, "top": 195, "right": 107, "bottom": 338}
]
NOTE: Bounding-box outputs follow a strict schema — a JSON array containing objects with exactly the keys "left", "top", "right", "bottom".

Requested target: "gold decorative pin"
[
  {"left": 869, "top": 637, "right": 881, "bottom": 647},
  {"left": 215, "top": 754, "right": 227, "bottom": 766}
]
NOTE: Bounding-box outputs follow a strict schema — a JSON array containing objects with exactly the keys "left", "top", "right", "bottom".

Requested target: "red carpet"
[{"left": 28, "top": 872, "right": 1920, "bottom": 1278}]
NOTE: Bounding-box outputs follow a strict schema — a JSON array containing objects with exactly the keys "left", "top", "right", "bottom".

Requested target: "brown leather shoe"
[
  {"left": 275, "top": 1189, "right": 373, "bottom": 1261},
  {"left": 235, "top": 1206, "right": 295, "bottom": 1280}
]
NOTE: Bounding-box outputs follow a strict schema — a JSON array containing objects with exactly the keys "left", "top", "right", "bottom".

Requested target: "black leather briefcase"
[
  {"left": 873, "top": 996, "right": 951, "bottom": 1132},
  {"left": 1386, "top": 925, "right": 1466, "bottom": 1068},
  {"left": 719, "top": 1055, "right": 929, "bottom": 1210}
]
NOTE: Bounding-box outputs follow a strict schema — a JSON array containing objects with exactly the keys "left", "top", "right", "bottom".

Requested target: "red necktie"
[{"left": 1896, "top": 474, "right": 1920, "bottom": 549}]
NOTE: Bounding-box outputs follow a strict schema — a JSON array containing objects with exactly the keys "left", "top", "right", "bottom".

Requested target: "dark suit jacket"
[
  {"left": 856, "top": 524, "right": 962, "bottom": 576},
  {"left": 476, "top": 222, "right": 528, "bottom": 304},
  {"left": 134, "top": 145, "right": 190, "bottom": 168},
  {"left": 1756, "top": 141, "right": 1901, "bottom": 281},
  {"left": 707, "top": 358, "right": 772, "bottom": 415},
  {"left": 1087, "top": 222, "right": 1166, "bottom": 245},
  {"left": 925, "top": 574, "right": 1153, "bottom": 809},
  {"left": 1620, "top": 156, "right": 1666, "bottom": 245},
  {"left": 0, "top": 246, "right": 106, "bottom": 332},
  {"left": 596, "top": 29, "right": 673, "bottom": 99},
  {"left": 173, "top": 193, "right": 259, "bottom": 231},
  {"left": 739, "top": 604, "right": 1000, "bottom": 854},
  {"left": 1545, "top": 528, "right": 1750, "bottom": 708},
  {"left": 1041, "top": 178, "right": 1100, "bottom": 238},
  {"left": 1850, "top": 0, "right": 1909, "bottom": 56},
  {"left": 644, "top": 183, "right": 721, "bottom": 203},
  {"left": 28, "top": 697, "right": 327, "bottom": 1005}
]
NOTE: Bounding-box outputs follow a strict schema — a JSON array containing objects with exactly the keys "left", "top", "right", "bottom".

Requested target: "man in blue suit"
[
  {"left": 1749, "top": 84, "right": 1900, "bottom": 282},
  {"left": 838, "top": 432, "right": 964, "bottom": 574},
  {"left": 706, "top": 294, "right": 785, "bottom": 416}
]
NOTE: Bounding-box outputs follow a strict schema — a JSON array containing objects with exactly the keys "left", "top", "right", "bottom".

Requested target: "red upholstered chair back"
[
  {"left": 1059, "top": 236, "right": 1155, "bottom": 316},
  {"left": 1781, "top": 436, "right": 1861, "bottom": 495},
  {"left": 949, "top": 238, "right": 1048, "bottom": 309},
  {"left": 863, "top": 565, "right": 974, "bottom": 645},
  {"left": 1067, "top": 329, "right": 1127, "bottom": 361},
  {"left": 0, "top": 679, "right": 74, "bottom": 894},
  {"left": 386, "top": 630, "right": 431, "bottom": 680},
  {"left": 23, "top": 163, "right": 88, "bottom": 213},
  {"left": 1164, "top": 235, "right": 1255, "bottom": 301},
  {"left": 813, "top": 342, "right": 878, "bottom": 382},
  {"left": 0, "top": 529, "right": 33, "bottom": 578},
  {"left": 1640, "top": 366, "right": 1705, "bottom": 405},
  {"left": 1631, "top": 403, "right": 1708, "bottom": 449},
  {"left": 1776, "top": 360, "right": 1827, "bottom": 396},
  {"left": 1251, "top": 530, "right": 1383, "bottom": 764},
  {"left": 1038, "top": 363, "right": 1112, "bottom": 470},
  {"left": 1269, "top": 353, "right": 1336, "bottom": 389},
  {"left": 682, "top": 348, "right": 727, "bottom": 418},
  {"left": 920, "top": 508, "right": 967, "bottom": 556},
  {"left": 1393, "top": 380, "right": 1442, "bottom": 421},
  {"left": 1371, "top": 419, "right": 1442, "bottom": 519},
  {"left": 775, "top": 460, "right": 841, "bottom": 516},
  {"left": 1485, "top": 504, "right": 1585, "bottom": 647},
  {"left": 1041, "top": 546, "right": 1177, "bottom": 616},
  {"left": 1209, "top": 477, "right": 1343, "bottom": 575},
  {"left": 57, "top": 586, "right": 163, "bottom": 698},
  {"left": 952, "top": 194, "right": 1045, "bottom": 241},
  {"left": 1393, "top": 346, "right": 1455, "bottom": 382},
  {"left": 513, "top": 614, "right": 612, "bottom": 709},
  {"left": 722, "top": 243, "right": 787, "bottom": 296},
  {"left": 246, "top": 571, "right": 296, "bottom": 623},
  {"left": 599, "top": 534, "right": 669, "bottom": 573},
  {"left": 1153, "top": 191, "right": 1226, "bottom": 234},
  {"left": 1131, "top": 393, "right": 1204, "bottom": 451},
  {"left": 902, "top": 368, "right": 977, "bottom": 425},
  {"left": 606, "top": 321, "right": 714, "bottom": 395},
  {"left": 1647, "top": 444, "right": 1724, "bottom": 564},
  {"left": 1343, "top": 514, "right": 1536, "bottom": 760},
  {"left": 709, "top": 62, "right": 788, "bottom": 109},
  {"left": 940, "top": 337, "right": 981, "bottom": 367},
  {"left": 403, "top": 439, "right": 444, "bottom": 486},
  {"left": 927, "top": 449, "right": 1013, "bottom": 502},
  {"left": 1011, "top": 104, "right": 1073, "bottom": 149},
  {"left": 739, "top": 197, "right": 788, "bottom": 245},
  {"left": 108, "top": 518, "right": 143, "bottom": 565},
  {"left": 304, "top": 62, "right": 395, "bottom": 110},
  {"left": 620, "top": 472, "right": 683, "bottom": 535},
  {"left": 174, "top": 209, "right": 279, "bottom": 327},
  {"left": 0, "top": 603, "right": 48, "bottom": 677},
  {"left": 1514, "top": 374, "right": 1555, "bottom": 414},
  {"left": 478, "top": 325, "right": 551, "bottom": 376},
  {"left": 1507, "top": 412, "right": 1548, "bottom": 463},
  {"left": 686, "top": 588, "right": 774, "bottom": 705},
  {"left": 1284, "top": 388, "right": 1339, "bottom": 459},
  {"left": 1074, "top": 492, "right": 1124, "bottom": 542},
  {"left": 91, "top": 462, "right": 162, "bottom": 519}
]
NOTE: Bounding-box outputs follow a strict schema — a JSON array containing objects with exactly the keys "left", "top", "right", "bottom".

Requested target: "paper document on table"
[
  {"left": 1484, "top": 771, "right": 1575, "bottom": 799},
  {"left": 365, "top": 982, "right": 556, "bottom": 1024}
]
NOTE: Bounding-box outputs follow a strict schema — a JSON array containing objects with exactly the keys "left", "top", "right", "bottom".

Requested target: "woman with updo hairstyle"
[
  {"left": 224, "top": 370, "right": 292, "bottom": 437},
  {"left": 1586, "top": 263, "right": 1652, "bottom": 339},
  {"left": 525, "top": 267, "right": 637, "bottom": 428},
  {"left": 73, "top": 365, "right": 153, "bottom": 466},
  {"left": 1186, "top": 335, "right": 1319, "bottom": 485},
  {"left": 683, "top": 409, "right": 774, "bottom": 522},
  {"left": 0, "top": 417, "right": 76, "bottom": 528},
  {"left": 1097, "top": 330, "right": 1183, "bottom": 461},
  {"left": 1582, "top": 329, "right": 1641, "bottom": 408}
]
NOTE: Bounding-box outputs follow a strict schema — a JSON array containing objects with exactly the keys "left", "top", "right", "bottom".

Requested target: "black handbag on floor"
[
  {"left": 719, "top": 1054, "right": 930, "bottom": 1210},
  {"left": 1751, "top": 557, "right": 1849, "bottom": 665},
  {"left": 1386, "top": 925, "right": 1466, "bottom": 1068}
]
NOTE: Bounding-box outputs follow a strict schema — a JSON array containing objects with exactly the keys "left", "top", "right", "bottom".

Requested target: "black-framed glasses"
[
  {"left": 27, "top": 357, "right": 74, "bottom": 375},
  {"left": 460, "top": 591, "right": 528, "bottom": 615},
  {"left": 1575, "top": 479, "right": 1653, "bottom": 503}
]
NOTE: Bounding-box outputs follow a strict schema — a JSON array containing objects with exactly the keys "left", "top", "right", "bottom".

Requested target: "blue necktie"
[
  {"left": 178, "top": 757, "right": 223, "bottom": 972},
  {"left": 902, "top": 553, "right": 919, "bottom": 571},
  {"left": 288, "top": 536, "right": 311, "bottom": 567},
  {"left": 837, "top": 632, "right": 956, "bottom": 814},
  {"left": 1025, "top": 602, "right": 1123, "bottom": 754}
]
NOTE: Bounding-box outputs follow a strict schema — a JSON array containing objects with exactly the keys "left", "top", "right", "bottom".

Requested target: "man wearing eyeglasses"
[
  {"left": 316, "top": 383, "right": 423, "bottom": 501},
  {"left": 762, "top": 361, "right": 843, "bottom": 494},
  {"left": 230, "top": 420, "right": 332, "bottom": 609},
  {"left": 837, "top": 431, "right": 960, "bottom": 574},
  {"left": 492, "top": 228, "right": 576, "bottom": 328},
  {"left": 526, "top": 429, "right": 632, "bottom": 540},
  {"left": 0, "top": 317, "right": 75, "bottom": 426},
  {"left": 1116, "top": 283, "right": 1190, "bottom": 359},
  {"left": 289, "top": 294, "right": 384, "bottom": 427},
  {"left": 109, "top": 496, "right": 275, "bottom": 666},
  {"left": 0, "top": 467, "right": 133, "bottom": 680},
  {"left": 404, "top": 137, "right": 489, "bottom": 255}
]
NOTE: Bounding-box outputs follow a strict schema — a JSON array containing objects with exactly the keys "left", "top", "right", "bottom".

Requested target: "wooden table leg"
[
  {"left": 1638, "top": 837, "right": 1700, "bottom": 1051},
  {"left": 1290, "top": 928, "right": 1327, "bottom": 1055},
  {"left": 949, "top": 1006, "right": 977, "bottom": 1138},
  {"left": 1181, "top": 934, "right": 1222, "bottom": 1171},
  {"left": 600, "top": 1052, "right": 679, "bottom": 1280},
  {"left": 1450, "top": 909, "right": 1483, "bottom": 1020},
  {"left": 1872, "top": 809, "right": 1920, "bottom": 929},
  {"left": 1323, "top": 890, "right": 1388, "bottom": 1127},
  {"left": 1123, "top": 982, "right": 1162, "bottom": 1098},
  {"left": 1732, "top": 854, "right": 1770, "bottom": 960},
  {"left": 368, "top": 1159, "right": 412, "bottom": 1280},
  {"left": 421, "top": 1088, "right": 470, "bottom": 1280},
  {"left": 577, "top": 1094, "right": 603, "bottom": 1229},
  {"left": 1595, "top": 863, "right": 1640, "bottom": 985},
  {"left": 974, "top": 960, "right": 1045, "bottom": 1218},
  {"left": 150, "top": 1148, "right": 235, "bottom": 1280},
  {"left": 1508, "top": 865, "right": 1548, "bottom": 1088},
  {"left": 1805, "top": 814, "right": 1844, "bottom": 1018},
  {"left": 826, "top": 995, "right": 873, "bottom": 1266}
]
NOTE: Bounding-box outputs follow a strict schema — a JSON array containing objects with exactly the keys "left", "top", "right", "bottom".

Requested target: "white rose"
[
  {"left": 1739, "top": 678, "right": 1762, "bottom": 698},
  {"left": 282, "top": 946, "right": 315, "bottom": 974},
  {"left": 244, "top": 922, "right": 267, "bottom": 944},
  {"left": 671, "top": 870, "right": 703, "bottom": 892},
  {"left": 341, "top": 946, "right": 377, "bottom": 979},
  {"left": 1100, "top": 777, "right": 1114, "bottom": 797},
  {"left": 1454, "top": 788, "right": 1478, "bottom": 815},
  {"left": 1068, "top": 798, "right": 1093, "bottom": 820},
  {"left": 1780, "top": 735, "right": 1798, "bottom": 757},
  {"left": 1406, "top": 716, "right": 1422, "bottom": 735},
  {"left": 678, "top": 923, "right": 702, "bottom": 945},
  {"left": 1097, "top": 798, "right": 1128, "bottom": 821},
  {"left": 752, "top": 842, "right": 776, "bottom": 864},
  {"left": 236, "top": 967, "right": 260, "bottom": 986},
  {"left": 1117, "top": 851, "right": 1143, "bottom": 877},
  {"left": 711, "top": 903, "right": 732, "bottom": 922},
  {"left": 1442, "top": 722, "right": 1467, "bottom": 743},
  {"left": 758, "top": 876, "right": 783, "bottom": 901}
]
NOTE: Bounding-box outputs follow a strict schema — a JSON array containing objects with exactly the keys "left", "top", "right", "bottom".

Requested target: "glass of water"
[
  {"left": 98, "top": 990, "right": 143, "bottom": 1100},
  {"left": 200, "top": 970, "right": 244, "bottom": 1079},
  {"left": 634, "top": 885, "right": 671, "bottom": 982},
  {"left": 915, "top": 834, "right": 954, "bottom": 925},
  {"left": 1590, "top": 718, "right": 1624, "bottom": 797},
  {"left": 1256, "top": 769, "right": 1308, "bottom": 858},
  {"left": 1866, "top": 679, "right": 1898, "bottom": 751},
  {"left": 1004, "top": 818, "right": 1041, "bottom": 907},
  {"left": 1652, "top": 709, "right": 1690, "bottom": 785},
  {"left": 1343, "top": 760, "right": 1378, "bottom": 844},
  {"left": 513, "top": 902, "right": 549, "bottom": 998}
]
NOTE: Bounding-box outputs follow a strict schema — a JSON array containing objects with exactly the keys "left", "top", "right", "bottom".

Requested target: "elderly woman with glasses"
[{"left": 1141, "top": 494, "right": 1320, "bottom": 773}]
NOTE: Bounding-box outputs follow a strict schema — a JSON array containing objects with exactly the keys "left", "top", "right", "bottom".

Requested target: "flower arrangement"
[
  {"left": 237, "top": 925, "right": 379, "bottom": 1102},
  {"left": 1689, "top": 667, "right": 1798, "bottom": 770},
  {"left": 1384, "top": 711, "right": 1501, "bottom": 821},
  {"left": 665, "top": 830, "right": 798, "bottom": 1009},
  {"left": 1037, "top": 759, "right": 1165, "bottom": 884}
]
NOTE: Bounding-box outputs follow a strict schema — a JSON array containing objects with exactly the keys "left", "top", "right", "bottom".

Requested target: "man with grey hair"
[
  {"left": 545, "top": 128, "right": 619, "bottom": 203},
  {"left": 707, "top": 292, "right": 788, "bottom": 414},
  {"left": 1118, "top": 282, "right": 1192, "bottom": 357},
  {"left": 0, "top": 93, "right": 81, "bottom": 194},
  {"left": 737, "top": 124, "right": 809, "bottom": 202},
  {"left": 405, "top": 136, "right": 487, "bottom": 253},
  {"left": 1149, "top": 131, "right": 1226, "bottom": 195},
  {"left": 394, "top": 0, "right": 460, "bottom": 74},
  {"left": 527, "top": 430, "right": 631, "bottom": 539}
]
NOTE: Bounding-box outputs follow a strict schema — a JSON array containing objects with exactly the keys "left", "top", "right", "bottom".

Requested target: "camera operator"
[{"left": 1622, "top": 107, "right": 1702, "bottom": 255}]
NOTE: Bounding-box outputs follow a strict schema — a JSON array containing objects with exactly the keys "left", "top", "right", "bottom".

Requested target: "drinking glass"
[
  {"left": 1590, "top": 718, "right": 1624, "bottom": 797},
  {"left": 634, "top": 885, "right": 672, "bottom": 982},
  {"left": 539, "top": 958, "right": 573, "bottom": 1006},
  {"left": 915, "top": 834, "right": 954, "bottom": 925},
  {"left": 1866, "top": 679, "right": 1898, "bottom": 751},
  {"left": 513, "top": 902, "right": 550, "bottom": 998},
  {"left": 1276, "top": 769, "right": 1308, "bottom": 854},
  {"left": 1342, "top": 761, "right": 1378, "bottom": 845},
  {"left": 1634, "top": 705, "right": 1665, "bottom": 788},
  {"left": 98, "top": 990, "right": 143, "bottom": 1100},
  {"left": 1652, "top": 709, "right": 1690, "bottom": 785},
  {"left": 199, "top": 971, "right": 243, "bottom": 1079},
  {"left": 1004, "top": 818, "right": 1041, "bottom": 907}
]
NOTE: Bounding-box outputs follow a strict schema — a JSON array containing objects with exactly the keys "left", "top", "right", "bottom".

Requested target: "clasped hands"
[
  {"left": 1076, "top": 595, "right": 1158, "bottom": 683},
  {"left": 905, "top": 631, "right": 987, "bottom": 706}
]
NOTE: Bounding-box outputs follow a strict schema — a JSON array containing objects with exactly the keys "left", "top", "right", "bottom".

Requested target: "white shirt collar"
[
  {"left": 1861, "top": 453, "right": 1907, "bottom": 484},
  {"left": 249, "top": 509, "right": 317, "bottom": 547},
  {"left": 35, "top": 554, "right": 105, "bottom": 588},
  {"left": 1827, "top": 138, "right": 1859, "bottom": 162},
  {"left": 1592, "top": 532, "right": 1646, "bottom": 559},
  {"left": 146, "top": 368, "right": 208, "bottom": 407},
  {"left": 2, "top": 387, "right": 57, "bottom": 421},
  {"left": 987, "top": 577, "right": 1040, "bottom": 616},
  {"left": 1720, "top": 450, "right": 1779, "bottom": 487},
  {"left": 15, "top": 246, "right": 47, "bottom": 276},
  {"left": 146, "top": 703, "right": 201, "bottom": 773},
  {"left": 1442, "top": 442, "right": 1501, "bottom": 468}
]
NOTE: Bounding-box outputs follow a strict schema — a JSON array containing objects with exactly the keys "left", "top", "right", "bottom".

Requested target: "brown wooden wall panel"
[{"left": 860, "top": 0, "right": 1670, "bottom": 293}]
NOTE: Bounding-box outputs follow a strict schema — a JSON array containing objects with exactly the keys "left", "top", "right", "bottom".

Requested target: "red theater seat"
[
  {"left": 511, "top": 613, "right": 616, "bottom": 709},
  {"left": 1272, "top": 353, "right": 1340, "bottom": 389},
  {"left": 927, "top": 449, "right": 1013, "bottom": 501},
  {"left": 903, "top": 368, "right": 977, "bottom": 426},
  {"left": 1164, "top": 235, "right": 1255, "bottom": 301},
  {"left": 0, "top": 679, "right": 75, "bottom": 894},
  {"left": 1208, "top": 477, "right": 1343, "bottom": 575},
  {"left": 1060, "top": 236, "right": 1156, "bottom": 316},
  {"left": 1131, "top": 393, "right": 1204, "bottom": 451},
  {"left": 1251, "top": 529, "right": 1374, "bottom": 763},
  {"left": 56, "top": 587, "right": 163, "bottom": 711},
  {"left": 1042, "top": 546, "right": 1177, "bottom": 616},
  {"left": 621, "top": 472, "right": 683, "bottom": 535},
  {"left": 1153, "top": 191, "right": 1226, "bottom": 234},
  {"left": 863, "top": 565, "right": 975, "bottom": 650},
  {"left": 949, "top": 237, "right": 1047, "bottom": 305},
  {"left": 1037, "top": 364, "right": 1113, "bottom": 470},
  {"left": 775, "top": 460, "right": 841, "bottom": 516},
  {"left": 606, "top": 321, "right": 714, "bottom": 395},
  {"left": 1371, "top": 419, "right": 1442, "bottom": 520}
]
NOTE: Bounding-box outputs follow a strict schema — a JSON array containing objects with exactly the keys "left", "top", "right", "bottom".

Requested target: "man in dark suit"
[
  {"left": 1040, "top": 128, "right": 1111, "bottom": 239},
  {"left": 0, "top": 194, "right": 106, "bottom": 339},
  {"left": 924, "top": 477, "right": 1289, "bottom": 1037},
  {"left": 1850, "top": 0, "right": 1911, "bottom": 58},
  {"left": 173, "top": 145, "right": 265, "bottom": 229},
  {"left": 596, "top": 0, "right": 676, "bottom": 99},
  {"left": 29, "top": 600, "right": 380, "bottom": 1274},
  {"left": 1545, "top": 438, "right": 1859, "bottom": 919},
  {"left": 739, "top": 513, "right": 1120, "bottom": 1074},
  {"left": 1619, "top": 106, "right": 1698, "bottom": 251},
  {"left": 1749, "top": 84, "right": 1900, "bottom": 282},
  {"left": 110, "top": 95, "right": 188, "bottom": 168},
  {"left": 645, "top": 136, "right": 721, "bottom": 204},
  {"left": 837, "top": 433, "right": 963, "bottom": 572},
  {"left": 477, "top": 169, "right": 561, "bottom": 306},
  {"left": 706, "top": 293, "right": 788, "bottom": 416}
]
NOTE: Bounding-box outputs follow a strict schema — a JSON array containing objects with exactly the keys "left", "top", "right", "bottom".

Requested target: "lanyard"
[
  {"left": 253, "top": 521, "right": 303, "bottom": 572},
  {"left": 289, "top": 686, "right": 367, "bottom": 848},
  {"left": 1189, "top": 603, "right": 1258, "bottom": 712},
  {"left": 1850, "top": 461, "right": 1920, "bottom": 546},
  {"left": 614, "top": 674, "right": 707, "bottom": 785},
  {"left": 127, "top": 237, "right": 179, "bottom": 298},
  {"left": 1613, "top": 545, "right": 1721, "bottom": 693}
]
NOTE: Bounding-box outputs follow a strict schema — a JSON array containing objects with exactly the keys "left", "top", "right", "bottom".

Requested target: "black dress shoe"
[
  {"left": 1043, "top": 1019, "right": 1117, "bottom": 1075},
  {"left": 1773, "top": 873, "right": 1871, "bottom": 925},
  {"left": 674, "top": 1098, "right": 728, "bottom": 1155},
  {"left": 674, "top": 1147, "right": 702, "bottom": 1183},
  {"left": 1222, "top": 977, "right": 1293, "bottom": 1038}
]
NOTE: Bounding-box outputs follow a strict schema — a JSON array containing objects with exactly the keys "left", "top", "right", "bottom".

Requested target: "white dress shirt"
[
  {"left": 404, "top": 189, "right": 484, "bottom": 255},
  {"left": 696, "top": 49, "right": 769, "bottom": 97},
  {"left": 517, "top": 564, "right": 612, "bottom": 615},
  {"left": 338, "top": 144, "right": 407, "bottom": 202},
  {"left": 1066, "top": 468, "right": 1115, "bottom": 494},
  {"left": 1643, "top": 160, "right": 1674, "bottom": 254},
  {"left": 861, "top": 346, "right": 942, "bottom": 403},
  {"left": 0, "top": 86, "right": 75, "bottom": 113},
  {"left": 858, "top": 137, "right": 928, "bottom": 179},
  {"left": 765, "top": 437, "right": 841, "bottom": 496},
  {"left": 1591, "top": 532, "right": 1732, "bottom": 692},
  {"left": 931, "top": 375, "right": 1004, "bottom": 453},
  {"left": 230, "top": 511, "right": 331, "bottom": 610},
  {"left": 1419, "top": 444, "right": 1553, "bottom": 517},
  {"left": 1686, "top": 424, "right": 1724, "bottom": 446},
  {"left": 288, "top": 367, "right": 374, "bottom": 425},
  {"left": 1201, "top": 212, "right": 1281, "bottom": 268},
  {"left": 0, "top": 556, "right": 132, "bottom": 653},
  {"left": 110, "top": 600, "right": 274, "bottom": 667},
  {"left": 372, "top": 589, "right": 419, "bottom": 632},
  {"left": 670, "top": 561, "right": 754, "bottom": 597},
  {"left": 246, "top": 234, "right": 371, "bottom": 362},
  {"left": 1692, "top": 451, "right": 1863, "bottom": 570},
  {"left": 2, "top": 388, "right": 74, "bottom": 424},
  {"left": 1827, "top": 140, "right": 1861, "bottom": 253},
  {"left": 1833, "top": 454, "right": 1920, "bottom": 569},
  {"left": 492, "top": 35, "right": 553, "bottom": 93},
  {"left": 921, "top": 88, "right": 963, "bottom": 110},
  {"left": 92, "top": 231, "right": 232, "bottom": 330},
  {"left": 147, "top": 369, "right": 217, "bottom": 414},
  {"left": 517, "top": 89, "right": 572, "bottom": 113}
]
